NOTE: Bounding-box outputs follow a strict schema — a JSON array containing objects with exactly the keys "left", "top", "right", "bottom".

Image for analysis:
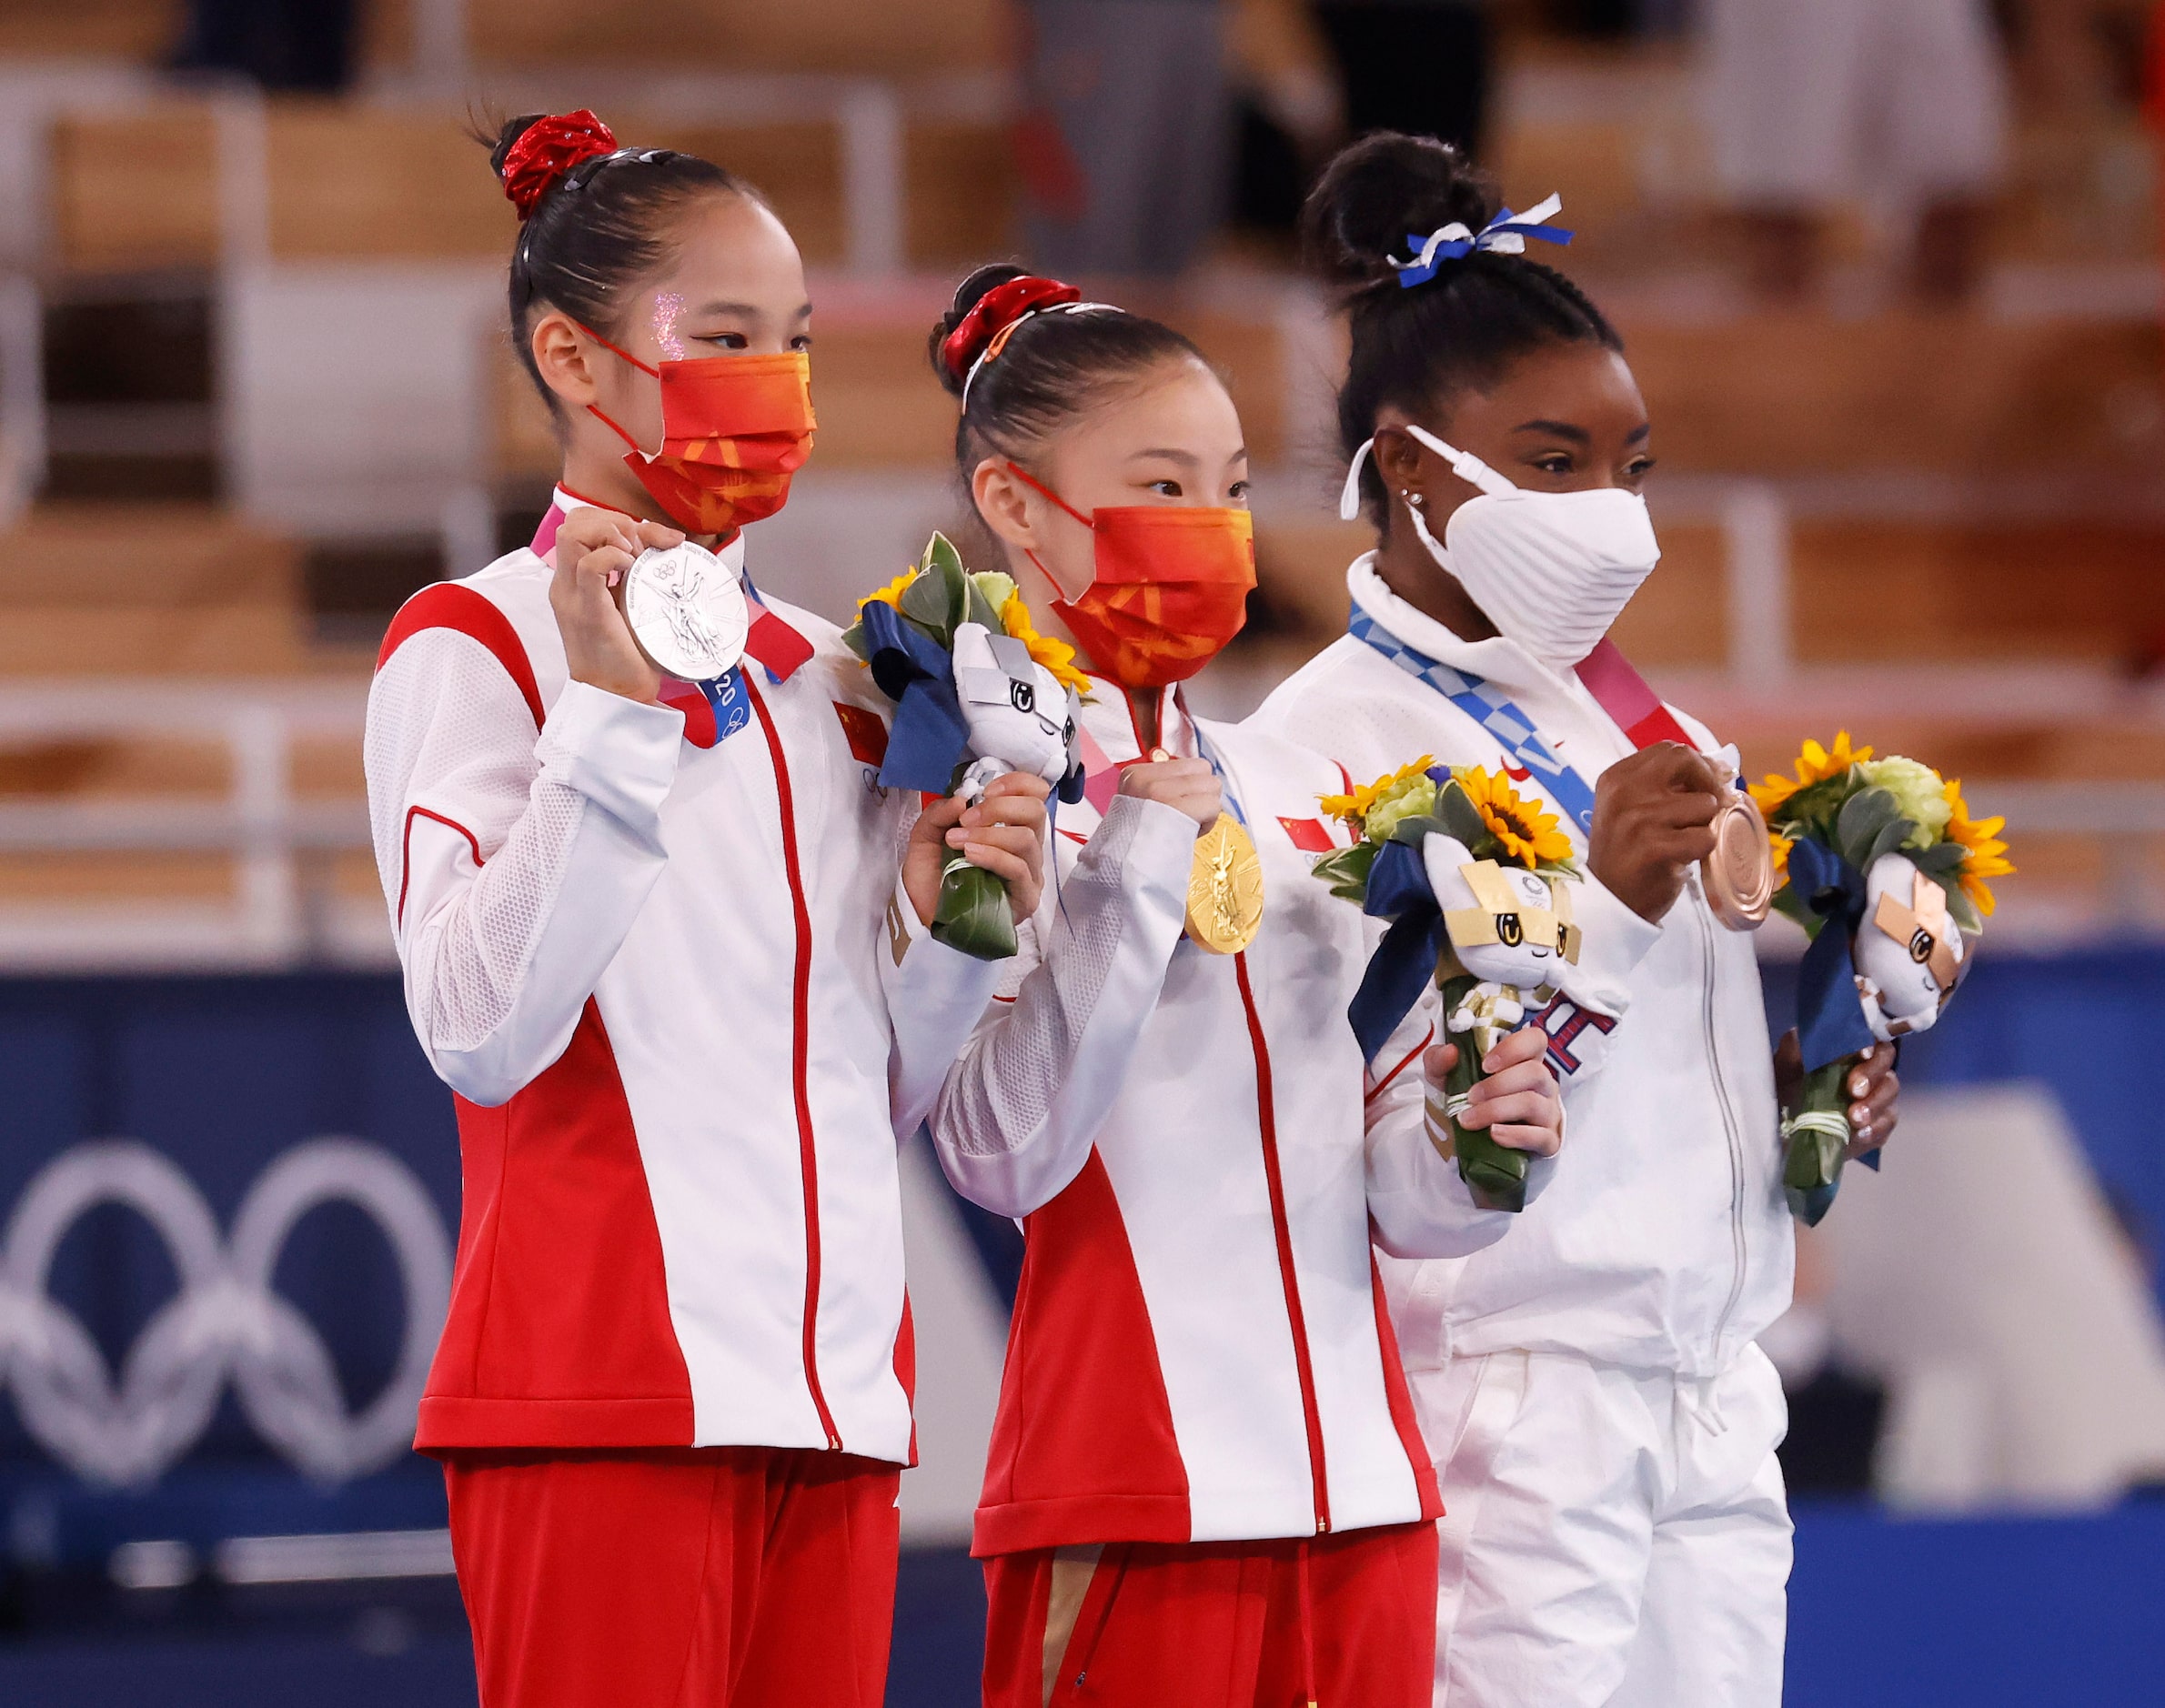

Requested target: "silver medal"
[{"left": 621, "top": 541, "right": 750, "bottom": 682}]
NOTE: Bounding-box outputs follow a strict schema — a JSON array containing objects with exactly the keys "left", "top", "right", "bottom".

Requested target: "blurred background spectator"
[
  {"left": 1016, "top": 0, "right": 1234, "bottom": 275},
  {"left": 1705, "top": 0, "right": 2011, "bottom": 304},
  {"left": 0, "top": 0, "right": 2160, "bottom": 1703},
  {"left": 169, "top": 0, "right": 357, "bottom": 90},
  {"left": 1313, "top": 0, "right": 1495, "bottom": 158}
]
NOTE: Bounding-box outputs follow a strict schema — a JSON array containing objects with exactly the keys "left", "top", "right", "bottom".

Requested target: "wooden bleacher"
[
  {"left": 0, "top": 504, "right": 311, "bottom": 675},
  {"left": 45, "top": 101, "right": 1013, "bottom": 274}
]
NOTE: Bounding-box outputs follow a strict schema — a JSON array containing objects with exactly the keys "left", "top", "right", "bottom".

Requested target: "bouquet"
[
  {"left": 1751, "top": 733, "right": 2012, "bottom": 1224},
  {"left": 843, "top": 532, "right": 1088, "bottom": 959},
  {"left": 1314, "top": 759, "right": 1614, "bottom": 1212}
]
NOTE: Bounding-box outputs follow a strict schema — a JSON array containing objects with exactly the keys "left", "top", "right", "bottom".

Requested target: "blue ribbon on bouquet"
[
  {"left": 859, "top": 599, "right": 970, "bottom": 793},
  {"left": 1788, "top": 839, "right": 1884, "bottom": 1169},
  {"left": 1347, "top": 837, "right": 1447, "bottom": 1065},
  {"left": 857, "top": 598, "right": 1087, "bottom": 807}
]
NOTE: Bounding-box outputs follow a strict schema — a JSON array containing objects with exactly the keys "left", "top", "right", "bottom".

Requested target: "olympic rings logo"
[{"left": 0, "top": 1139, "right": 452, "bottom": 1488}]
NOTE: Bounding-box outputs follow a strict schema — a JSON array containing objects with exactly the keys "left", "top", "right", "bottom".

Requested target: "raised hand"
[
  {"left": 1587, "top": 741, "right": 1724, "bottom": 922},
  {"left": 1116, "top": 757, "right": 1223, "bottom": 835},
  {"left": 549, "top": 506, "right": 685, "bottom": 705}
]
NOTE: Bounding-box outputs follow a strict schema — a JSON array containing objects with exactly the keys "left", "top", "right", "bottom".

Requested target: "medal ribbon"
[
  {"left": 1347, "top": 609, "right": 1693, "bottom": 833},
  {"left": 529, "top": 493, "right": 810, "bottom": 750}
]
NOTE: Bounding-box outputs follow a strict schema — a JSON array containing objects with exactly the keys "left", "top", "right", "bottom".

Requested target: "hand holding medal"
[
  {"left": 548, "top": 507, "right": 694, "bottom": 705},
  {"left": 1314, "top": 759, "right": 1617, "bottom": 1212},
  {"left": 1753, "top": 734, "right": 2011, "bottom": 1224},
  {"left": 1126, "top": 746, "right": 1265, "bottom": 956}
]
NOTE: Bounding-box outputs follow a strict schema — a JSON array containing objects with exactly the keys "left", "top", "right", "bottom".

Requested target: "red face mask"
[
  {"left": 1008, "top": 464, "right": 1256, "bottom": 688},
  {"left": 580, "top": 327, "right": 816, "bottom": 537}
]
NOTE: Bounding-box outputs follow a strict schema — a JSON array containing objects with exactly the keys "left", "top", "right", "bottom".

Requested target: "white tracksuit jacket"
[
  {"left": 364, "top": 489, "right": 999, "bottom": 1464},
  {"left": 928, "top": 680, "right": 1532, "bottom": 1556},
  {"left": 1251, "top": 556, "right": 1792, "bottom": 1381}
]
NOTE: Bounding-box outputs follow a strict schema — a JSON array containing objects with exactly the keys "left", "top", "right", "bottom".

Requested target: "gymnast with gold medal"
[{"left": 911, "top": 267, "right": 1566, "bottom": 1706}]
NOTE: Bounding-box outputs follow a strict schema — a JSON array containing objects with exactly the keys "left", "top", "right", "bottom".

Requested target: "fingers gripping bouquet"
[
  {"left": 1752, "top": 734, "right": 2013, "bottom": 1224},
  {"left": 1314, "top": 760, "right": 1618, "bottom": 1213},
  {"left": 844, "top": 533, "right": 1088, "bottom": 959}
]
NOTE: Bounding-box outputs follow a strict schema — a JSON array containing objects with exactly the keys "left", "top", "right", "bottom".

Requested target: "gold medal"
[
  {"left": 1186, "top": 814, "right": 1265, "bottom": 954},
  {"left": 1704, "top": 789, "right": 1775, "bottom": 930}
]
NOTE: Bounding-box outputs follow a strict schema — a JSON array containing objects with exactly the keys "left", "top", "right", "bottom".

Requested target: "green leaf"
[
  {"left": 1836, "top": 786, "right": 1899, "bottom": 869},
  {"left": 899, "top": 532, "right": 969, "bottom": 641},
  {"left": 1434, "top": 780, "right": 1490, "bottom": 851},
  {"left": 841, "top": 620, "right": 869, "bottom": 662},
  {"left": 1387, "top": 811, "right": 1446, "bottom": 848},
  {"left": 924, "top": 530, "right": 966, "bottom": 581},
  {"left": 1910, "top": 840, "right": 1967, "bottom": 875},
  {"left": 1310, "top": 841, "right": 1376, "bottom": 901},
  {"left": 962, "top": 577, "right": 1004, "bottom": 632},
  {"left": 1940, "top": 876, "right": 1981, "bottom": 935},
  {"left": 930, "top": 859, "right": 1018, "bottom": 961},
  {"left": 1865, "top": 817, "right": 1919, "bottom": 871}
]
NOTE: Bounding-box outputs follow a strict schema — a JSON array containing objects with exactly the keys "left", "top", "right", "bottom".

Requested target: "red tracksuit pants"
[
  {"left": 982, "top": 1521, "right": 1440, "bottom": 1708},
  {"left": 442, "top": 1446, "right": 901, "bottom": 1708}
]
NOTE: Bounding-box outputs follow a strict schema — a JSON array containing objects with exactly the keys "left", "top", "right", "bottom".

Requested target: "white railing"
[
  {"left": 0, "top": 682, "right": 374, "bottom": 970},
  {"left": 0, "top": 675, "right": 2158, "bottom": 968}
]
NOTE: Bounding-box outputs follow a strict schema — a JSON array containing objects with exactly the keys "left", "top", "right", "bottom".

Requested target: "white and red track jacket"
[
  {"left": 365, "top": 489, "right": 1001, "bottom": 1466},
  {"left": 1251, "top": 555, "right": 1788, "bottom": 1382},
  {"left": 929, "top": 681, "right": 1525, "bottom": 1557}
]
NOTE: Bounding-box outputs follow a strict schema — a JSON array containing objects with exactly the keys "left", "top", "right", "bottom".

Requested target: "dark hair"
[
  {"left": 928, "top": 263, "right": 1205, "bottom": 473},
  {"left": 484, "top": 113, "right": 760, "bottom": 412},
  {"left": 1301, "top": 133, "right": 1623, "bottom": 525}
]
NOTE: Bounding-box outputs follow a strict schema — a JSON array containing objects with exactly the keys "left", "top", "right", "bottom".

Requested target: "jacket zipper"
[
  {"left": 747, "top": 673, "right": 841, "bottom": 1451},
  {"left": 1694, "top": 874, "right": 1750, "bottom": 1363},
  {"left": 1234, "top": 951, "right": 1332, "bottom": 1534}
]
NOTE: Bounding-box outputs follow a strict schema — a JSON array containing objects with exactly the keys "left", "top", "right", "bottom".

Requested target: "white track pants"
[{"left": 1413, "top": 1346, "right": 1792, "bottom": 1708}]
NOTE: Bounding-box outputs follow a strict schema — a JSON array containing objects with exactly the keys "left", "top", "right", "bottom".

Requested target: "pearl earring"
[{"left": 1402, "top": 489, "right": 1425, "bottom": 509}]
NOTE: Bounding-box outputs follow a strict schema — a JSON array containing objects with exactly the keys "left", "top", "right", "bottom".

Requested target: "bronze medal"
[
  {"left": 1704, "top": 790, "right": 1775, "bottom": 930},
  {"left": 1186, "top": 815, "right": 1265, "bottom": 954}
]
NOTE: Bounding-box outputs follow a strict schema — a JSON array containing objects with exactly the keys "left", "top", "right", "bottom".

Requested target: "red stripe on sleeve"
[
  {"left": 378, "top": 585, "right": 545, "bottom": 728},
  {"left": 398, "top": 806, "right": 483, "bottom": 928}
]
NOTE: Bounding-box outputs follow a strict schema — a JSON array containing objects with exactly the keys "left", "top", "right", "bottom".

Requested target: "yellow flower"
[
  {"left": 998, "top": 594, "right": 1093, "bottom": 696},
  {"left": 1320, "top": 756, "right": 1436, "bottom": 831},
  {"left": 1455, "top": 765, "right": 1573, "bottom": 869},
  {"left": 856, "top": 567, "right": 918, "bottom": 616},
  {"left": 1770, "top": 831, "right": 1793, "bottom": 880},
  {"left": 1750, "top": 731, "right": 1874, "bottom": 822},
  {"left": 1942, "top": 778, "right": 2013, "bottom": 918}
]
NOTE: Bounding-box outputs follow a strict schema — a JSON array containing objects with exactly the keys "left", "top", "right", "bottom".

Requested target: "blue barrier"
[{"left": 0, "top": 958, "right": 2160, "bottom": 1701}]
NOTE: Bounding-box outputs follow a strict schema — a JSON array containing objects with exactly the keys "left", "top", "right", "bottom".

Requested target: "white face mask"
[{"left": 1341, "top": 425, "right": 1661, "bottom": 671}]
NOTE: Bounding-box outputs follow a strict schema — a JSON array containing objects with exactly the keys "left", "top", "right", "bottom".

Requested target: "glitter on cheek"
[{"left": 650, "top": 291, "right": 686, "bottom": 360}]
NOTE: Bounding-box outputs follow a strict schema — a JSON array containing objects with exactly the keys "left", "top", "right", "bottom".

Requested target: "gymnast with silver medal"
[{"left": 620, "top": 540, "right": 750, "bottom": 682}]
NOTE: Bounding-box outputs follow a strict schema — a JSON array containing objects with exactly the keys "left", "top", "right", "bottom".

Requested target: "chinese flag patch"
[
  {"left": 833, "top": 701, "right": 890, "bottom": 766},
  {"left": 1278, "top": 816, "right": 1335, "bottom": 852}
]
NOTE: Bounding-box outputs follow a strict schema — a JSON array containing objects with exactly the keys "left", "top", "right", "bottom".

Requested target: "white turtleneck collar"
[{"left": 1345, "top": 552, "right": 1574, "bottom": 703}]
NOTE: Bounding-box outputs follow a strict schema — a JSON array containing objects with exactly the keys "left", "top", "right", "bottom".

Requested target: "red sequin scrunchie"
[
  {"left": 499, "top": 110, "right": 619, "bottom": 222},
  {"left": 940, "top": 275, "right": 1082, "bottom": 386}
]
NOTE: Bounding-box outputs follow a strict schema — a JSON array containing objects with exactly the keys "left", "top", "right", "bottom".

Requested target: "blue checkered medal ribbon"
[{"left": 1347, "top": 606, "right": 1598, "bottom": 834}]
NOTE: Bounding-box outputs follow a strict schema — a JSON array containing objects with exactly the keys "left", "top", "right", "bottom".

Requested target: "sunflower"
[
  {"left": 1942, "top": 778, "right": 2013, "bottom": 918},
  {"left": 1320, "top": 756, "right": 1437, "bottom": 832},
  {"left": 1750, "top": 731, "right": 1874, "bottom": 824},
  {"left": 855, "top": 567, "right": 918, "bottom": 615},
  {"left": 998, "top": 594, "right": 1093, "bottom": 696},
  {"left": 1455, "top": 765, "right": 1573, "bottom": 869}
]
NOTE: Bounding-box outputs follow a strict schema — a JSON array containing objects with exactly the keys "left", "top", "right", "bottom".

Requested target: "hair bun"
[
  {"left": 495, "top": 110, "right": 619, "bottom": 222},
  {"left": 1301, "top": 133, "right": 1497, "bottom": 290},
  {"left": 929, "top": 266, "right": 1082, "bottom": 396}
]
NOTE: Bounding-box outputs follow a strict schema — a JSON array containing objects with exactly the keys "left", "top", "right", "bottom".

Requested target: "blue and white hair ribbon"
[{"left": 1391, "top": 194, "right": 1573, "bottom": 289}]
